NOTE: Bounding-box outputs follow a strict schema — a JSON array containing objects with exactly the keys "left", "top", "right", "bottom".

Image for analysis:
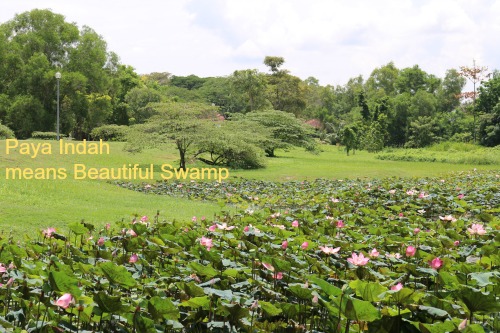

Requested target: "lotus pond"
[{"left": 0, "top": 170, "right": 499, "bottom": 332}]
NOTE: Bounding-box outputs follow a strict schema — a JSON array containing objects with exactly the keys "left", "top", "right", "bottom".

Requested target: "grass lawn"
[{"left": 1, "top": 139, "right": 498, "bottom": 238}]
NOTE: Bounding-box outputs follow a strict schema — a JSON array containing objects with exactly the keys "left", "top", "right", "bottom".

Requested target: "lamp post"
[{"left": 55, "top": 71, "right": 61, "bottom": 141}]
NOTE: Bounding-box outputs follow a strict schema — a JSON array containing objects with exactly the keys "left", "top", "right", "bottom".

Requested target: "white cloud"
[{"left": 0, "top": 0, "right": 498, "bottom": 85}]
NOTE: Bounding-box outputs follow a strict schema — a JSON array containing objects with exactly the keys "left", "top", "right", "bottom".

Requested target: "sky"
[{"left": 1, "top": 0, "right": 499, "bottom": 86}]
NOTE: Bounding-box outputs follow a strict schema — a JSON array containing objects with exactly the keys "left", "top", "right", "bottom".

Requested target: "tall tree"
[
  {"left": 459, "top": 60, "right": 490, "bottom": 142},
  {"left": 357, "top": 90, "right": 370, "bottom": 121},
  {"left": 477, "top": 72, "right": 500, "bottom": 146},
  {"left": 396, "top": 65, "right": 429, "bottom": 95},
  {"left": 230, "top": 69, "right": 268, "bottom": 112},
  {"left": 437, "top": 69, "right": 466, "bottom": 113},
  {"left": 365, "top": 61, "right": 399, "bottom": 97},
  {"left": 263, "top": 56, "right": 285, "bottom": 74}
]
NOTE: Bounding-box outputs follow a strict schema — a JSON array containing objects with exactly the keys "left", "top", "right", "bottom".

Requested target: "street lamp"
[{"left": 55, "top": 71, "right": 61, "bottom": 141}]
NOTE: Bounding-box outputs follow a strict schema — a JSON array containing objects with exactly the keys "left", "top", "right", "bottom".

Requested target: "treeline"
[{"left": 1, "top": 9, "right": 499, "bottom": 154}]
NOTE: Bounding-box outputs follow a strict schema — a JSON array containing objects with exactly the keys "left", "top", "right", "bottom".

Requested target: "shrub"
[
  {"left": 31, "top": 131, "right": 66, "bottom": 140},
  {"left": 90, "top": 125, "right": 129, "bottom": 141},
  {"left": 0, "top": 123, "right": 15, "bottom": 139}
]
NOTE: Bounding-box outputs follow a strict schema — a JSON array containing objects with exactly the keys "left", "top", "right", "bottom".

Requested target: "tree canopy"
[{"left": 0, "top": 9, "right": 498, "bottom": 171}]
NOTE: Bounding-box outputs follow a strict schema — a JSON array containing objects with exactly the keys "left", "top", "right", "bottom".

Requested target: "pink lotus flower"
[
  {"left": 217, "top": 223, "right": 235, "bottom": 231},
  {"left": 129, "top": 253, "right": 138, "bottom": 263},
  {"left": 369, "top": 248, "right": 380, "bottom": 258},
  {"left": 398, "top": 213, "right": 404, "bottom": 218},
  {"left": 97, "top": 237, "right": 105, "bottom": 246},
  {"left": 140, "top": 215, "right": 148, "bottom": 222},
  {"left": 391, "top": 283, "right": 403, "bottom": 291},
  {"left": 262, "top": 262, "right": 274, "bottom": 272},
  {"left": 281, "top": 240, "right": 288, "bottom": 250},
  {"left": 200, "top": 236, "right": 214, "bottom": 250},
  {"left": 250, "top": 300, "right": 259, "bottom": 309},
  {"left": 467, "top": 223, "right": 486, "bottom": 235},
  {"left": 312, "top": 294, "right": 319, "bottom": 303},
  {"left": 336, "top": 220, "right": 345, "bottom": 228},
  {"left": 105, "top": 223, "right": 111, "bottom": 230},
  {"left": 414, "top": 228, "right": 421, "bottom": 234},
  {"left": 331, "top": 198, "right": 340, "bottom": 203},
  {"left": 208, "top": 224, "right": 217, "bottom": 232},
  {"left": 56, "top": 293, "right": 74, "bottom": 309},
  {"left": 388, "top": 189, "right": 396, "bottom": 194},
  {"left": 453, "top": 240, "right": 460, "bottom": 246},
  {"left": 418, "top": 192, "right": 429, "bottom": 198},
  {"left": 243, "top": 226, "right": 250, "bottom": 232},
  {"left": 292, "top": 220, "right": 299, "bottom": 228},
  {"left": 192, "top": 216, "right": 197, "bottom": 222},
  {"left": 42, "top": 227, "right": 56, "bottom": 238},
  {"left": 347, "top": 252, "right": 370, "bottom": 266},
  {"left": 429, "top": 257, "right": 443, "bottom": 270},
  {"left": 127, "top": 229, "right": 137, "bottom": 237},
  {"left": 458, "top": 318, "right": 467, "bottom": 331},
  {"left": 301, "top": 242, "right": 309, "bottom": 250},
  {"left": 201, "top": 216, "right": 206, "bottom": 221},
  {"left": 0, "top": 264, "right": 6, "bottom": 273},
  {"left": 458, "top": 194, "right": 465, "bottom": 199},
  {"left": 405, "top": 246, "right": 416, "bottom": 257},
  {"left": 319, "top": 246, "right": 340, "bottom": 255},
  {"left": 439, "top": 215, "right": 457, "bottom": 222},
  {"left": 406, "top": 190, "right": 415, "bottom": 196},
  {"left": 273, "top": 272, "right": 283, "bottom": 280}
]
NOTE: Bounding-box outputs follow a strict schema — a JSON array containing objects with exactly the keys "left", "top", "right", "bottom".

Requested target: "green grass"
[
  {"left": 0, "top": 140, "right": 221, "bottom": 238},
  {"left": 230, "top": 144, "right": 499, "bottom": 180},
  {"left": 376, "top": 142, "right": 500, "bottom": 165},
  {"left": 1, "top": 139, "right": 499, "bottom": 238}
]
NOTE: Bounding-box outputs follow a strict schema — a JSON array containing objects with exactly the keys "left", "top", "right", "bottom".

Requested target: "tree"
[
  {"left": 437, "top": 69, "right": 466, "bottom": 113},
  {"left": 263, "top": 56, "right": 307, "bottom": 115},
  {"left": 242, "top": 110, "right": 316, "bottom": 157},
  {"left": 1, "top": 9, "right": 79, "bottom": 66},
  {"left": 6, "top": 95, "right": 45, "bottom": 138},
  {"left": 459, "top": 60, "right": 490, "bottom": 142},
  {"left": 405, "top": 116, "right": 441, "bottom": 148},
  {"left": 263, "top": 56, "right": 285, "bottom": 74},
  {"left": 170, "top": 74, "right": 207, "bottom": 90},
  {"left": 409, "top": 90, "right": 437, "bottom": 118},
  {"left": 67, "top": 26, "right": 110, "bottom": 92},
  {"left": 477, "top": 72, "right": 500, "bottom": 146},
  {"left": 342, "top": 125, "right": 359, "bottom": 156},
  {"left": 124, "top": 86, "right": 163, "bottom": 123},
  {"left": 387, "top": 93, "right": 411, "bottom": 146},
  {"left": 198, "top": 77, "right": 246, "bottom": 115},
  {"left": 266, "top": 73, "right": 307, "bottom": 115},
  {"left": 396, "top": 65, "right": 433, "bottom": 95},
  {"left": 230, "top": 69, "right": 268, "bottom": 112},
  {"left": 0, "top": 9, "right": 138, "bottom": 138},
  {"left": 84, "top": 93, "right": 113, "bottom": 133},
  {"left": 194, "top": 120, "right": 268, "bottom": 169},
  {"left": 365, "top": 61, "right": 399, "bottom": 97},
  {"left": 361, "top": 120, "right": 385, "bottom": 152},
  {"left": 357, "top": 91, "right": 371, "bottom": 121},
  {"left": 127, "top": 102, "right": 219, "bottom": 170}
]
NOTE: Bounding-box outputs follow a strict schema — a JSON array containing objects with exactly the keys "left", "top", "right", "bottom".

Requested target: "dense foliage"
[
  {"left": 1, "top": 9, "right": 498, "bottom": 159},
  {"left": 0, "top": 9, "right": 141, "bottom": 139},
  {"left": 0, "top": 171, "right": 498, "bottom": 332}
]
